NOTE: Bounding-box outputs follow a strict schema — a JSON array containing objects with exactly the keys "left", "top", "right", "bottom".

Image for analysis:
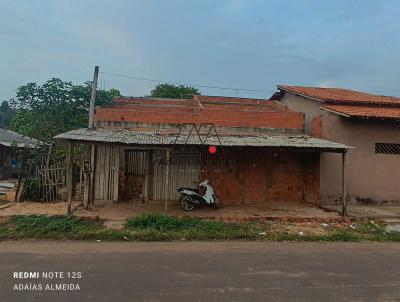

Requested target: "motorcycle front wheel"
[{"left": 181, "top": 196, "right": 195, "bottom": 211}]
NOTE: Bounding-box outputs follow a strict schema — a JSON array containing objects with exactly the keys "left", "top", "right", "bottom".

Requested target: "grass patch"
[
  {"left": 0, "top": 224, "right": 11, "bottom": 240},
  {"left": 9, "top": 215, "right": 104, "bottom": 240},
  {"left": 124, "top": 214, "right": 259, "bottom": 240},
  {"left": 0, "top": 214, "right": 399, "bottom": 242}
]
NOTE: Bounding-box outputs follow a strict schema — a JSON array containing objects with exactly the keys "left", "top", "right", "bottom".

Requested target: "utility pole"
[
  {"left": 88, "top": 66, "right": 99, "bottom": 208},
  {"left": 88, "top": 66, "right": 99, "bottom": 129}
]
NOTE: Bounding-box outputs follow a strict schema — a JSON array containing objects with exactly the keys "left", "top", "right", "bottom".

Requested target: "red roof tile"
[
  {"left": 322, "top": 104, "right": 400, "bottom": 120},
  {"left": 278, "top": 85, "right": 400, "bottom": 105}
]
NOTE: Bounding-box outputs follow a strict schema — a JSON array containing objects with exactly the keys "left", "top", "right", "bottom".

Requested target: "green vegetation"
[
  {"left": 0, "top": 101, "right": 15, "bottom": 128},
  {"left": 9, "top": 78, "right": 120, "bottom": 141},
  {"left": 10, "top": 215, "right": 104, "bottom": 240},
  {"left": 124, "top": 214, "right": 258, "bottom": 240},
  {"left": 150, "top": 83, "right": 200, "bottom": 99},
  {"left": 0, "top": 214, "right": 399, "bottom": 242}
]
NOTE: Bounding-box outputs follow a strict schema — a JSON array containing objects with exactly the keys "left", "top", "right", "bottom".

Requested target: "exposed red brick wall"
[
  {"left": 94, "top": 96, "right": 305, "bottom": 129},
  {"left": 311, "top": 116, "right": 322, "bottom": 138},
  {"left": 302, "top": 153, "right": 320, "bottom": 204},
  {"left": 200, "top": 148, "right": 319, "bottom": 205}
]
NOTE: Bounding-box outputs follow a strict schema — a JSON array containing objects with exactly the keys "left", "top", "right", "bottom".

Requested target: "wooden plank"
[
  {"left": 67, "top": 144, "right": 74, "bottom": 214},
  {"left": 113, "top": 146, "right": 120, "bottom": 201},
  {"left": 164, "top": 149, "right": 170, "bottom": 213},
  {"left": 89, "top": 144, "right": 96, "bottom": 207},
  {"left": 104, "top": 145, "right": 110, "bottom": 200},
  {"left": 108, "top": 146, "right": 113, "bottom": 201},
  {"left": 94, "top": 145, "right": 103, "bottom": 200},
  {"left": 144, "top": 150, "right": 150, "bottom": 201}
]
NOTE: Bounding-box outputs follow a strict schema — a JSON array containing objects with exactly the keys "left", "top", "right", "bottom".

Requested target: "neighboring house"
[
  {"left": 56, "top": 95, "right": 349, "bottom": 209},
  {"left": 0, "top": 128, "right": 42, "bottom": 179},
  {"left": 273, "top": 85, "right": 400, "bottom": 205}
]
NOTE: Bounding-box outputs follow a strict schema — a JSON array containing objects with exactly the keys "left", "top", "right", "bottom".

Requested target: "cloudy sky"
[{"left": 1, "top": 0, "right": 400, "bottom": 99}]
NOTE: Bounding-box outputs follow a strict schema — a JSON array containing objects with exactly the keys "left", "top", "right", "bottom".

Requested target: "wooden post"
[
  {"left": 67, "top": 143, "right": 74, "bottom": 215},
  {"left": 88, "top": 66, "right": 99, "bottom": 129},
  {"left": 83, "top": 173, "right": 89, "bottom": 209},
  {"left": 164, "top": 149, "right": 170, "bottom": 214},
  {"left": 341, "top": 150, "right": 347, "bottom": 217},
  {"left": 78, "top": 159, "right": 83, "bottom": 203},
  {"left": 88, "top": 66, "right": 99, "bottom": 209}
]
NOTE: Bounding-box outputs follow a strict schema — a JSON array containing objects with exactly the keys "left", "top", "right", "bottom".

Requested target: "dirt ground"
[
  {"left": 4, "top": 201, "right": 400, "bottom": 224},
  {"left": 322, "top": 204, "right": 400, "bottom": 219},
  {"left": 0, "top": 201, "right": 80, "bottom": 216},
  {"left": 73, "top": 200, "right": 339, "bottom": 221},
  {"left": 0, "top": 200, "right": 339, "bottom": 221}
]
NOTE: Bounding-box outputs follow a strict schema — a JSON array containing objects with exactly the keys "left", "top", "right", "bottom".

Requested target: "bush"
[{"left": 24, "top": 177, "right": 41, "bottom": 201}]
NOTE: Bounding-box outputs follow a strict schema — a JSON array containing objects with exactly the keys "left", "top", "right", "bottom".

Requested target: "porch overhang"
[
  {"left": 56, "top": 127, "right": 352, "bottom": 217},
  {"left": 54, "top": 127, "right": 352, "bottom": 153}
]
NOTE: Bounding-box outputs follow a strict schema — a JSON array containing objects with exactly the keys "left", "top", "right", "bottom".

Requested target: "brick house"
[
  {"left": 56, "top": 95, "right": 349, "bottom": 211},
  {"left": 273, "top": 85, "right": 400, "bottom": 205}
]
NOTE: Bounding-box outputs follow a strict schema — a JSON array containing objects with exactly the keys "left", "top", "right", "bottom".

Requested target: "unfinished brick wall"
[
  {"left": 200, "top": 148, "right": 320, "bottom": 205},
  {"left": 94, "top": 97, "right": 305, "bottom": 130}
]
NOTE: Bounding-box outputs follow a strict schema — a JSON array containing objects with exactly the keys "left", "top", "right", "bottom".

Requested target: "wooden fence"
[{"left": 35, "top": 163, "right": 65, "bottom": 202}]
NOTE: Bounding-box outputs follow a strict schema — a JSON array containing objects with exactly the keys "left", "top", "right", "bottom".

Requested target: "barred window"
[{"left": 375, "top": 143, "right": 400, "bottom": 155}]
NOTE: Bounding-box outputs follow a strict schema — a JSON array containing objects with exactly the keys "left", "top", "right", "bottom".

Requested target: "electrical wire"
[
  {"left": 99, "top": 71, "right": 400, "bottom": 96},
  {"left": 99, "top": 71, "right": 275, "bottom": 93}
]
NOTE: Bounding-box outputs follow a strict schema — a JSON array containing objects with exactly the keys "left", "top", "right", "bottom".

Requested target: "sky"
[{"left": 1, "top": 0, "right": 400, "bottom": 100}]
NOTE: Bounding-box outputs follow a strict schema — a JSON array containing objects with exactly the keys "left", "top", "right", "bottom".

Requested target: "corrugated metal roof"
[
  {"left": 54, "top": 128, "right": 351, "bottom": 151},
  {"left": 0, "top": 128, "right": 42, "bottom": 148}
]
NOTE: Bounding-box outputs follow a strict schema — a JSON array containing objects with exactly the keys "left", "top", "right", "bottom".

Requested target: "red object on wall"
[{"left": 208, "top": 145, "right": 217, "bottom": 154}]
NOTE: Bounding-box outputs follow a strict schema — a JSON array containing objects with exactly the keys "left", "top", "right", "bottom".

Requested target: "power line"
[
  {"left": 99, "top": 71, "right": 400, "bottom": 96},
  {"left": 99, "top": 71, "right": 275, "bottom": 93}
]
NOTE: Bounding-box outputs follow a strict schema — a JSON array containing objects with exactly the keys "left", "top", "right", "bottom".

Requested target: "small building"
[
  {"left": 56, "top": 95, "right": 350, "bottom": 212},
  {"left": 273, "top": 85, "right": 400, "bottom": 205},
  {"left": 0, "top": 128, "right": 42, "bottom": 179}
]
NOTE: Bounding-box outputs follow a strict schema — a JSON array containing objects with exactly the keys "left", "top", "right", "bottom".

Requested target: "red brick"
[{"left": 95, "top": 96, "right": 304, "bottom": 129}]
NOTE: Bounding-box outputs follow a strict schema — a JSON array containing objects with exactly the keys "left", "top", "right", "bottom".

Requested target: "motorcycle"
[{"left": 177, "top": 179, "right": 221, "bottom": 211}]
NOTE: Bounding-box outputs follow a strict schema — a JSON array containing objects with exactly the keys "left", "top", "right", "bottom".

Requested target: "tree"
[
  {"left": 0, "top": 101, "right": 15, "bottom": 128},
  {"left": 150, "top": 83, "right": 200, "bottom": 99},
  {"left": 9, "top": 78, "right": 120, "bottom": 141}
]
